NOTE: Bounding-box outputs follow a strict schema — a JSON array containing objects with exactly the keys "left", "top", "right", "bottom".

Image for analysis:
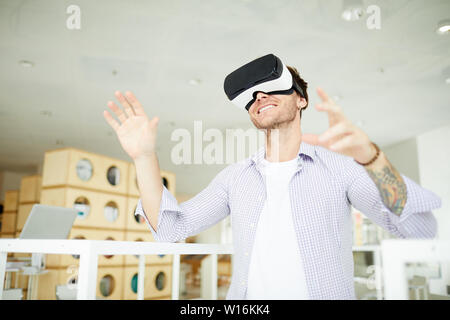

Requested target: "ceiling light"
[
  {"left": 19, "top": 60, "right": 34, "bottom": 68},
  {"left": 188, "top": 79, "right": 201, "bottom": 86},
  {"left": 341, "top": 0, "right": 364, "bottom": 21},
  {"left": 436, "top": 19, "right": 450, "bottom": 35}
]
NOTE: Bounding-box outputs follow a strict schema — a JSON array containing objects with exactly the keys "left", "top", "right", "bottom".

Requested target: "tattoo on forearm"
[{"left": 366, "top": 155, "right": 407, "bottom": 216}]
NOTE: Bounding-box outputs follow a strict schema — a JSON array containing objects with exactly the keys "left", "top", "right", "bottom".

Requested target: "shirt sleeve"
[
  {"left": 134, "top": 165, "right": 232, "bottom": 243},
  {"left": 345, "top": 157, "right": 442, "bottom": 239}
]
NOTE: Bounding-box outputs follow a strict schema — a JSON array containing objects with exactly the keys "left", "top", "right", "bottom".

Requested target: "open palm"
[{"left": 103, "top": 91, "right": 159, "bottom": 160}]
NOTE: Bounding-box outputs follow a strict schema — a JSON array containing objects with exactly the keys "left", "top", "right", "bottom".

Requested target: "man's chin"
[{"left": 251, "top": 116, "right": 276, "bottom": 129}]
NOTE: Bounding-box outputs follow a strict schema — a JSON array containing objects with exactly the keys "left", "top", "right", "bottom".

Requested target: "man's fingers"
[
  {"left": 103, "top": 110, "right": 120, "bottom": 132},
  {"left": 316, "top": 101, "right": 344, "bottom": 127},
  {"left": 125, "top": 91, "right": 147, "bottom": 117},
  {"left": 115, "top": 91, "right": 136, "bottom": 117},
  {"left": 107, "top": 101, "right": 127, "bottom": 124},
  {"left": 318, "top": 122, "right": 351, "bottom": 144},
  {"left": 329, "top": 134, "right": 354, "bottom": 151},
  {"left": 316, "top": 87, "right": 333, "bottom": 104}
]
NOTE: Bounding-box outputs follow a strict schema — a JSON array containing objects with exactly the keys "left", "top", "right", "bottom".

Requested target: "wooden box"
[
  {"left": 123, "top": 265, "right": 172, "bottom": 300},
  {"left": 46, "top": 228, "right": 126, "bottom": 268},
  {"left": 42, "top": 148, "right": 129, "bottom": 195},
  {"left": 36, "top": 267, "right": 123, "bottom": 300},
  {"left": 0, "top": 213, "right": 17, "bottom": 233},
  {"left": 19, "top": 175, "right": 42, "bottom": 203},
  {"left": 40, "top": 187, "right": 127, "bottom": 230},
  {"left": 4, "top": 190, "right": 19, "bottom": 212},
  {"left": 123, "top": 232, "right": 172, "bottom": 266},
  {"left": 0, "top": 232, "right": 15, "bottom": 238},
  {"left": 16, "top": 203, "right": 36, "bottom": 232}
]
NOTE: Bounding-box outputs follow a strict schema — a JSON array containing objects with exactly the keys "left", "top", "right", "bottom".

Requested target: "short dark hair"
[{"left": 287, "top": 66, "right": 308, "bottom": 119}]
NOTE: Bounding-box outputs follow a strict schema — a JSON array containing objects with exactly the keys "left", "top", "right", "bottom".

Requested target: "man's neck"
[{"left": 265, "top": 123, "right": 302, "bottom": 162}]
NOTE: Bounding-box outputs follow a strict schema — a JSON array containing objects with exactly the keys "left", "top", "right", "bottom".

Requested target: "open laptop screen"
[{"left": 19, "top": 204, "right": 77, "bottom": 239}]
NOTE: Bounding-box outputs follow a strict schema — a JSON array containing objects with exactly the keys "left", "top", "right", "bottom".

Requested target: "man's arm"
[
  {"left": 345, "top": 154, "right": 442, "bottom": 239},
  {"left": 134, "top": 153, "right": 163, "bottom": 232},
  {"left": 363, "top": 147, "right": 407, "bottom": 216},
  {"left": 135, "top": 165, "right": 233, "bottom": 243}
]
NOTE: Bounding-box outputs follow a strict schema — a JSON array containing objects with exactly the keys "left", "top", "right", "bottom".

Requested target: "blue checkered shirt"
[{"left": 135, "top": 142, "right": 442, "bottom": 299}]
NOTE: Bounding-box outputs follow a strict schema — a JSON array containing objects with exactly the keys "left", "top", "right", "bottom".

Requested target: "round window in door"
[
  {"left": 73, "top": 197, "right": 90, "bottom": 220},
  {"left": 162, "top": 177, "right": 168, "bottom": 188},
  {"left": 99, "top": 275, "right": 115, "bottom": 297},
  {"left": 104, "top": 201, "right": 119, "bottom": 223},
  {"left": 155, "top": 271, "right": 166, "bottom": 291},
  {"left": 131, "top": 273, "right": 138, "bottom": 294},
  {"left": 76, "top": 159, "right": 93, "bottom": 181},
  {"left": 106, "top": 166, "right": 120, "bottom": 186}
]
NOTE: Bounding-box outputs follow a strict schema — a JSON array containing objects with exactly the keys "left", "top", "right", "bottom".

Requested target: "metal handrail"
[{"left": 0, "top": 239, "right": 234, "bottom": 300}]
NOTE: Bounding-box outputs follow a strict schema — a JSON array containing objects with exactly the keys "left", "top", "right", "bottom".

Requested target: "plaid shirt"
[{"left": 135, "top": 142, "right": 442, "bottom": 299}]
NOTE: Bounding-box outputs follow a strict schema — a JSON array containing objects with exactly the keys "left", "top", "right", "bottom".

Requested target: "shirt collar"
[{"left": 249, "top": 141, "right": 317, "bottom": 167}]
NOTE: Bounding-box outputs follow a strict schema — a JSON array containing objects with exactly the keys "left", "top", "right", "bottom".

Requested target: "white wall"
[
  {"left": 383, "top": 129, "right": 449, "bottom": 239},
  {"left": 416, "top": 124, "right": 450, "bottom": 240},
  {"left": 383, "top": 129, "right": 450, "bottom": 296},
  {"left": 383, "top": 137, "right": 421, "bottom": 185},
  {"left": 417, "top": 124, "right": 450, "bottom": 296}
]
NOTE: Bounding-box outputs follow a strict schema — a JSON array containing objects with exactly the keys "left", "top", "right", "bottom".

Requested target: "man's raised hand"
[{"left": 103, "top": 91, "right": 159, "bottom": 160}]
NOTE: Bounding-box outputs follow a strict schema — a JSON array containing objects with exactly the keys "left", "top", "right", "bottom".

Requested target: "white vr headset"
[{"left": 224, "top": 54, "right": 305, "bottom": 111}]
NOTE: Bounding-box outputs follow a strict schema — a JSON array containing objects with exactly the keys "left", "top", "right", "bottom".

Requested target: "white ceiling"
[{"left": 0, "top": 0, "right": 449, "bottom": 194}]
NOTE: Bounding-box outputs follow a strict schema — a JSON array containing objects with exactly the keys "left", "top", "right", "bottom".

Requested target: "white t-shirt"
[{"left": 245, "top": 156, "right": 309, "bottom": 299}]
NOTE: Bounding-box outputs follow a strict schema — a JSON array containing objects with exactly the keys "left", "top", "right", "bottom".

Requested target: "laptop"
[{"left": 19, "top": 204, "right": 77, "bottom": 239}]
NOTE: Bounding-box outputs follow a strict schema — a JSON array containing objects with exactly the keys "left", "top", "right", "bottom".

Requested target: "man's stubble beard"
[{"left": 251, "top": 105, "right": 298, "bottom": 130}]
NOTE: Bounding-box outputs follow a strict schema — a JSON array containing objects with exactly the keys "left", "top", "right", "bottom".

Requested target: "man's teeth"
[{"left": 258, "top": 105, "right": 275, "bottom": 114}]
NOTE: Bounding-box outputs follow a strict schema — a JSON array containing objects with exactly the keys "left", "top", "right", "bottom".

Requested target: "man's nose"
[{"left": 255, "top": 91, "right": 269, "bottom": 101}]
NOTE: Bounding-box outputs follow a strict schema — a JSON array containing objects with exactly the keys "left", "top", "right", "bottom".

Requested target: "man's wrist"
[{"left": 133, "top": 152, "right": 157, "bottom": 166}]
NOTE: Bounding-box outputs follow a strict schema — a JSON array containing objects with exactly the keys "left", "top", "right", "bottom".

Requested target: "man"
[{"left": 103, "top": 54, "right": 442, "bottom": 300}]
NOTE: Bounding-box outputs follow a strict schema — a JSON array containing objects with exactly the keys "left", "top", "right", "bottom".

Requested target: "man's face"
[{"left": 248, "top": 91, "right": 301, "bottom": 129}]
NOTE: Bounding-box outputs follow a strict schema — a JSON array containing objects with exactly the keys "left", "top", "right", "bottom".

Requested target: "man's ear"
[{"left": 297, "top": 96, "right": 307, "bottom": 109}]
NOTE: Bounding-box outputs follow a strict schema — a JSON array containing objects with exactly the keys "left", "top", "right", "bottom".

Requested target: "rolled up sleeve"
[
  {"left": 135, "top": 185, "right": 185, "bottom": 242},
  {"left": 345, "top": 158, "right": 442, "bottom": 239},
  {"left": 134, "top": 165, "right": 233, "bottom": 243}
]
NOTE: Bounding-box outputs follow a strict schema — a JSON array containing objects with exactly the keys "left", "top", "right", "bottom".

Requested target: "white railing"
[
  {"left": 0, "top": 239, "right": 233, "bottom": 300},
  {"left": 381, "top": 239, "right": 450, "bottom": 299}
]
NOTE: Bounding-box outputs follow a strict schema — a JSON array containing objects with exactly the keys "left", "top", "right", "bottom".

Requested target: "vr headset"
[{"left": 224, "top": 54, "right": 305, "bottom": 111}]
